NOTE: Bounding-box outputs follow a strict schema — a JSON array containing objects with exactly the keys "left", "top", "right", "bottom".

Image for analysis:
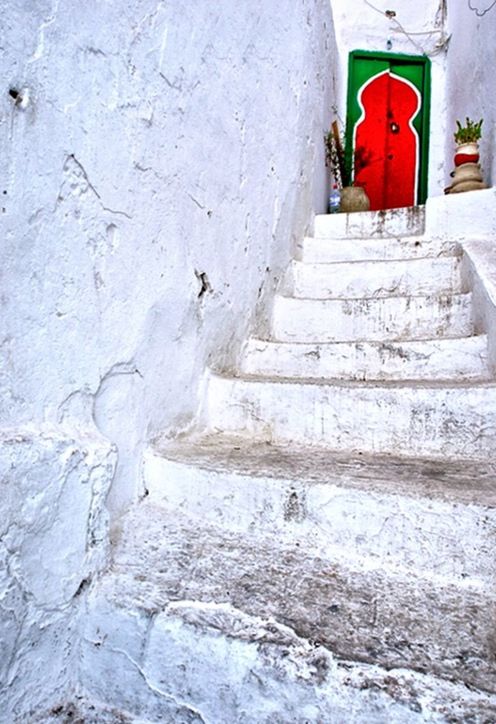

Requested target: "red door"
[
  {"left": 354, "top": 70, "right": 420, "bottom": 210},
  {"left": 346, "top": 52, "right": 430, "bottom": 211}
]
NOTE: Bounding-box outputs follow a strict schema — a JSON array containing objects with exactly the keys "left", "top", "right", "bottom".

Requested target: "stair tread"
[
  {"left": 242, "top": 335, "right": 491, "bottom": 382},
  {"left": 152, "top": 434, "right": 496, "bottom": 507},
  {"left": 276, "top": 290, "right": 470, "bottom": 302},
  {"left": 224, "top": 371, "right": 496, "bottom": 388},
  {"left": 249, "top": 334, "right": 487, "bottom": 347},
  {"left": 272, "top": 291, "right": 474, "bottom": 343},
  {"left": 293, "top": 254, "right": 460, "bottom": 266},
  {"left": 313, "top": 207, "right": 426, "bottom": 240},
  {"left": 88, "top": 561, "right": 496, "bottom": 722},
  {"left": 104, "top": 500, "right": 496, "bottom": 694},
  {"left": 300, "top": 235, "right": 459, "bottom": 263}
]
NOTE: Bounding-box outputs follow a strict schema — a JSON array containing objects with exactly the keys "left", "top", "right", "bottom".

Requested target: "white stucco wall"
[
  {"left": 0, "top": 429, "right": 115, "bottom": 721},
  {"left": 445, "top": 0, "right": 496, "bottom": 186},
  {"left": 329, "top": 0, "right": 449, "bottom": 198},
  {"left": 1, "top": 0, "right": 336, "bottom": 512},
  {"left": 0, "top": 2, "right": 337, "bottom": 718}
]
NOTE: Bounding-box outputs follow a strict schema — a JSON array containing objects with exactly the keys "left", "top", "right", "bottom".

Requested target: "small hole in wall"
[{"left": 8, "top": 87, "right": 29, "bottom": 108}]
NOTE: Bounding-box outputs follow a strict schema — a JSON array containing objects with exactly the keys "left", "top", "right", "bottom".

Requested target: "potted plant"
[
  {"left": 453, "top": 117, "right": 483, "bottom": 166},
  {"left": 446, "top": 116, "right": 486, "bottom": 194},
  {"left": 324, "top": 121, "right": 371, "bottom": 212}
]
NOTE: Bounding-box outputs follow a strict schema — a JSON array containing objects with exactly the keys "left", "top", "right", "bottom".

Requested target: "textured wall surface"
[
  {"left": 445, "top": 0, "right": 496, "bottom": 185},
  {"left": 0, "top": 428, "right": 115, "bottom": 722},
  {"left": 1, "top": 0, "right": 336, "bottom": 513},
  {"left": 0, "top": 1, "right": 336, "bottom": 718}
]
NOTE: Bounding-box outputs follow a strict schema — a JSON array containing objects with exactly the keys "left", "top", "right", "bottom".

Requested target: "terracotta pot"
[
  {"left": 448, "top": 179, "right": 487, "bottom": 193},
  {"left": 452, "top": 162, "right": 482, "bottom": 184},
  {"left": 454, "top": 142, "right": 480, "bottom": 167},
  {"left": 340, "top": 186, "right": 370, "bottom": 213}
]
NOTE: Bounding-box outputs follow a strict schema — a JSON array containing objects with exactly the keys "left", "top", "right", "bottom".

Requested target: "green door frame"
[{"left": 345, "top": 50, "right": 431, "bottom": 205}]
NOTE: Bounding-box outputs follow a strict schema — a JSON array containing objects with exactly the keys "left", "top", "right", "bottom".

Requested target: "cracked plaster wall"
[
  {"left": 445, "top": 0, "right": 496, "bottom": 186},
  {"left": 1, "top": 0, "right": 336, "bottom": 511},
  {"left": 0, "top": 429, "right": 116, "bottom": 721},
  {"left": 0, "top": 1, "right": 336, "bottom": 717}
]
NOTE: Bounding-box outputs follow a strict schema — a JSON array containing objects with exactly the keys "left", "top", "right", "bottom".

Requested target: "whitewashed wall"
[
  {"left": 0, "top": 1, "right": 336, "bottom": 718},
  {"left": 1, "top": 0, "right": 335, "bottom": 511},
  {"left": 329, "top": 0, "right": 449, "bottom": 197},
  {"left": 445, "top": 0, "right": 496, "bottom": 186}
]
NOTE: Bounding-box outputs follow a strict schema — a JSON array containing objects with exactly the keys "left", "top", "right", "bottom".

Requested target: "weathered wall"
[
  {"left": 0, "top": 428, "right": 115, "bottom": 721},
  {"left": 1, "top": 0, "right": 336, "bottom": 513},
  {"left": 445, "top": 0, "right": 496, "bottom": 186},
  {"left": 329, "top": 0, "right": 449, "bottom": 197},
  {"left": 0, "top": 1, "right": 337, "bottom": 718}
]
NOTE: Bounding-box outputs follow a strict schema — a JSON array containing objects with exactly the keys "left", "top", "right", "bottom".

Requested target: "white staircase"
[{"left": 81, "top": 207, "right": 496, "bottom": 722}]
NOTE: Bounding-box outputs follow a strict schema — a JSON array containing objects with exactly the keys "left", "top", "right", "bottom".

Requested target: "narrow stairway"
[{"left": 82, "top": 206, "right": 496, "bottom": 723}]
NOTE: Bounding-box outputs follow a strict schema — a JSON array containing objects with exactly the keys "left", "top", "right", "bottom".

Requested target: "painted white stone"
[
  {"left": 81, "top": 590, "right": 496, "bottom": 723},
  {"left": 0, "top": 427, "right": 116, "bottom": 723},
  {"left": 298, "top": 234, "right": 459, "bottom": 263},
  {"left": 203, "top": 372, "right": 496, "bottom": 460},
  {"left": 286, "top": 256, "right": 464, "bottom": 299},
  {"left": 272, "top": 292, "right": 474, "bottom": 343},
  {"left": 80, "top": 502, "right": 496, "bottom": 716},
  {"left": 145, "top": 436, "right": 496, "bottom": 585},
  {"left": 425, "top": 188, "right": 496, "bottom": 242},
  {"left": 241, "top": 334, "right": 489, "bottom": 381},
  {"left": 313, "top": 207, "right": 425, "bottom": 239},
  {"left": 0, "top": 0, "right": 337, "bottom": 716},
  {"left": 463, "top": 239, "right": 496, "bottom": 373},
  {"left": 0, "top": 0, "right": 335, "bottom": 516},
  {"left": 32, "top": 699, "right": 146, "bottom": 724},
  {"left": 446, "top": 6, "right": 496, "bottom": 186},
  {"left": 3, "top": 0, "right": 496, "bottom": 718},
  {"left": 81, "top": 589, "right": 496, "bottom": 723}
]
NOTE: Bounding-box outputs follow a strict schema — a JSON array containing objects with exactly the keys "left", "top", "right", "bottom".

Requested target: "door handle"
[{"left": 390, "top": 122, "right": 400, "bottom": 134}]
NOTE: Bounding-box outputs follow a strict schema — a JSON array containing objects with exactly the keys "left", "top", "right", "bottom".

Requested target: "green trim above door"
[{"left": 346, "top": 50, "right": 431, "bottom": 207}]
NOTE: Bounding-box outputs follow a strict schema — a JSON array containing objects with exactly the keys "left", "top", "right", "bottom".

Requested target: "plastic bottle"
[{"left": 329, "top": 184, "right": 341, "bottom": 214}]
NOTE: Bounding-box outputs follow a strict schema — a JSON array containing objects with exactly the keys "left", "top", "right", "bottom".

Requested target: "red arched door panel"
[
  {"left": 346, "top": 52, "right": 431, "bottom": 211},
  {"left": 354, "top": 71, "right": 420, "bottom": 210}
]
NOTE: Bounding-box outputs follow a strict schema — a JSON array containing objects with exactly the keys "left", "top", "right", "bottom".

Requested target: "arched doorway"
[{"left": 346, "top": 51, "right": 431, "bottom": 211}]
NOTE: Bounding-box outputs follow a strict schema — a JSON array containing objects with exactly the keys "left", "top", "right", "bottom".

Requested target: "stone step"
[
  {"left": 203, "top": 373, "right": 496, "bottom": 459},
  {"left": 145, "top": 435, "right": 496, "bottom": 585},
  {"left": 272, "top": 292, "right": 474, "bottom": 343},
  {"left": 287, "top": 257, "right": 464, "bottom": 299},
  {"left": 314, "top": 207, "right": 425, "bottom": 239},
  {"left": 241, "top": 334, "right": 490, "bottom": 381},
  {"left": 299, "top": 234, "right": 459, "bottom": 263},
  {"left": 81, "top": 502, "right": 496, "bottom": 717},
  {"left": 83, "top": 571, "right": 496, "bottom": 723}
]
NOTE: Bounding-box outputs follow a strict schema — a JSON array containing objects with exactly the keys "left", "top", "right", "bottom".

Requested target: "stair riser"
[
  {"left": 272, "top": 294, "right": 474, "bottom": 342},
  {"left": 242, "top": 337, "right": 489, "bottom": 381},
  {"left": 81, "top": 596, "right": 496, "bottom": 721},
  {"left": 204, "top": 375, "right": 496, "bottom": 459},
  {"left": 300, "top": 236, "right": 459, "bottom": 263},
  {"left": 144, "top": 453, "right": 496, "bottom": 584},
  {"left": 314, "top": 206, "right": 425, "bottom": 239},
  {"left": 289, "top": 258, "right": 464, "bottom": 299}
]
